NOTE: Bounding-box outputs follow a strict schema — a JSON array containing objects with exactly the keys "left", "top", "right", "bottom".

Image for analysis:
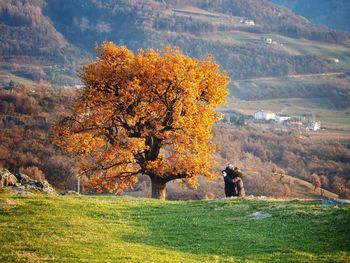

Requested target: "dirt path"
[{"left": 234, "top": 72, "right": 346, "bottom": 82}]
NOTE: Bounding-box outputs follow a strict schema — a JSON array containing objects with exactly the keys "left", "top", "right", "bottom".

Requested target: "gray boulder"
[
  {"left": 24, "top": 180, "right": 57, "bottom": 195},
  {"left": 15, "top": 173, "right": 31, "bottom": 184},
  {"left": 0, "top": 168, "right": 57, "bottom": 195},
  {"left": 252, "top": 211, "right": 272, "bottom": 219},
  {"left": 0, "top": 168, "right": 18, "bottom": 188},
  {"left": 321, "top": 198, "right": 350, "bottom": 206},
  {"left": 41, "top": 180, "right": 57, "bottom": 195},
  {"left": 9, "top": 186, "right": 33, "bottom": 195}
]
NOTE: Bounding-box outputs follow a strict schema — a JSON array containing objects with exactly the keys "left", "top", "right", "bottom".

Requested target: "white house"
[
  {"left": 254, "top": 110, "right": 276, "bottom": 121},
  {"left": 244, "top": 20, "right": 255, "bottom": 26},
  {"left": 276, "top": 114, "right": 291, "bottom": 124},
  {"left": 266, "top": 38, "right": 273, "bottom": 44},
  {"left": 240, "top": 19, "right": 255, "bottom": 26},
  {"left": 307, "top": 121, "right": 321, "bottom": 131}
]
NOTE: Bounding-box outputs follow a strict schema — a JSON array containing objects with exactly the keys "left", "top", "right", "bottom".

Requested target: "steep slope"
[
  {"left": 41, "top": 0, "right": 347, "bottom": 80},
  {"left": 272, "top": 0, "right": 350, "bottom": 33},
  {"left": 0, "top": 0, "right": 87, "bottom": 84},
  {"left": 1, "top": 0, "right": 350, "bottom": 108}
]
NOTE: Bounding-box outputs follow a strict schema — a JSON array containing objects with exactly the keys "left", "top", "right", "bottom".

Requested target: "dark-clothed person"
[{"left": 222, "top": 164, "right": 245, "bottom": 197}]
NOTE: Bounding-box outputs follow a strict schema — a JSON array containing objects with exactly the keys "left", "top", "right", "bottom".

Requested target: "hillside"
[
  {"left": 0, "top": 0, "right": 88, "bottom": 86},
  {"left": 1, "top": 79, "right": 349, "bottom": 200},
  {"left": 1, "top": 1, "right": 350, "bottom": 199},
  {"left": 1, "top": 0, "right": 350, "bottom": 94},
  {"left": 0, "top": 194, "right": 349, "bottom": 262},
  {"left": 272, "top": 0, "right": 350, "bottom": 33}
]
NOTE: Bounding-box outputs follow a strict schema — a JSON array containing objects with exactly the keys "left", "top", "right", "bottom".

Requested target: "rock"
[
  {"left": 15, "top": 173, "right": 31, "bottom": 184},
  {"left": 41, "top": 180, "right": 57, "bottom": 195},
  {"left": 252, "top": 211, "right": 272, "bottom": 219},
  {"left": 9, "top": 186, "right": 33, "bottom": 195},
  {"left": 0, "top": 168, "right": 18, "bottom": 188},
  {"left": 24, "top": 180, "right": 57, "bottom": 195},
  {"left": 62, "top": 190, "right": 80, "bottom": 196},
  {"left": 25, "top": 180, "right": 43, "bottom": 188},
  {"left": 321, "top": 198, "right": 350, "bottom": 206},
  {"left": 0, "top": 168, "right": 57, "bottom": 195}
]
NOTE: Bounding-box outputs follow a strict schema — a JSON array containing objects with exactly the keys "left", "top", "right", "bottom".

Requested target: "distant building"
[
  {"left": 261, "top": 37, "right": 273, "bottom": 44},
  {"left": 276, "top": 114, "right": 291, "bottom": 124},
  {"left": 254, "top": 110, "right": 276, "bottom": 121},
  {"left": 307, "top": 121, "right": 321, "bottom": 131},
  {"left": 240, "top": 19, "right": 255, "bottom": 26}
]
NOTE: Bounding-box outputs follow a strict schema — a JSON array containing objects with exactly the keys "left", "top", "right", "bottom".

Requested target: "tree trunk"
[{"left": 151, "top": 177, "right": 167, "bottom": 200}]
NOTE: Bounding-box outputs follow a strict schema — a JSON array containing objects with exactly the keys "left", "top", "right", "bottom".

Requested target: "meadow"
[{"left": 0, "top": 194, "right": 349, "bottom": 262}]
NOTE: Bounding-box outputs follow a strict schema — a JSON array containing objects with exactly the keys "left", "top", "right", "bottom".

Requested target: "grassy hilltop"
[{"left": 0, "top": 194, "right": 349, "bottom": 262}]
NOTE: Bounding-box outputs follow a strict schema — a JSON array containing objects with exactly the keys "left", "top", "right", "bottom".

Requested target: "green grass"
[
  {"left": 0, "top": 71, "right": 36, "bottom": 87},
  {"left": 225, "top": 96, "right": 350, "bottom": 129},
  {"left": 214, "top": 30, "right": 350, "bottom": 71},
  {"left": 0, "top": 194, "right": 349, "bottom": 262}
]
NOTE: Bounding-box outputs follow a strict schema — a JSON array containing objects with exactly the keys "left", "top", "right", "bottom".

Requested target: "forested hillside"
[
  {"left": 1, "top": 1, "right": 350, "bottom": 200},
  {"left": 0, "top": 0, "right": 86, "bottom": 83},
  {"left": 1, "top": 0, "right": 349, "bottom": 88},
  {"left": 272, "top": 0, "right": 350, "bottom": 33},
  {"left": 1, "top": 85, "right": 349, "bottom": 199}
]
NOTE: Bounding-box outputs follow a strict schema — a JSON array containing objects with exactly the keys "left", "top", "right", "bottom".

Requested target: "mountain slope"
[
  {"left": 41, "top": 0, "right": 348, "bottom": 80},
  {"left": 1, "top": 0, "right": 350, "bottom": 108},
  {"left": 0, "top": 0, "right": 87, "bottom": 84},
  {"left": 272, "top": 0, "right": 350, "bottom": 33}
]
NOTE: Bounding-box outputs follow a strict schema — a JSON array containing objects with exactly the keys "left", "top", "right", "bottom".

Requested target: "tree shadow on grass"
[{"left": 118, "top": 199, "right": 350, "bottom": 261}]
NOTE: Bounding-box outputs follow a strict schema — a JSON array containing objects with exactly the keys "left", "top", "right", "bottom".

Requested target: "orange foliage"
[{"left": 54, "top": 42, "right": 229, "bottom": 198}]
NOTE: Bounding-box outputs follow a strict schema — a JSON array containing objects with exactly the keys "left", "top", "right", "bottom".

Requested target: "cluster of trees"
[
  {"left": 154, "top": 15, "right": 216, "bottom": 36},
  {"left": 0, "top": 0, "right": 85, "bottom": 78},
  {"left": 161, "top": 35, "right": 332, "bottom": 79},
  {"left": 195, "top": 0, "right": 348, "bottom": 43},
  {"left": 0, "top": 84, "right": 78, "bottom": 190},
  {"left": 2, "top": 0, "right": 345, "bottom": 88},
  {"left": 1, "top": 83, "right": 349, "bottom": 199},
  {"left": 0, "top": 0, "right": 64, "bottom": 57},
  {"left": 272, "top": 0, "right": 350, "bottom": 34}
]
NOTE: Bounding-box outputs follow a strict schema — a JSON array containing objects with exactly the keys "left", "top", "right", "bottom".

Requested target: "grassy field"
[
  {"left": 225, "top": 96, "right": 350, "bottom": 134},
  {"left": 0, "top": 194, "right": 349, "bottom": 262},
  {"left": 215, "top": 31, "right": 350, "bottom": 70}
]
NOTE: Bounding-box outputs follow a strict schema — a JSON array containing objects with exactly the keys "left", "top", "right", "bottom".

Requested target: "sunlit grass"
[{"left": 0, "top": 194, "right": 349, "bottom": 262}]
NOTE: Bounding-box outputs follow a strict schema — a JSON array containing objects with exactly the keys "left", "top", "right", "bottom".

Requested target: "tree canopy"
[{"left": 54, "top": 42, "right": 229, "bottom": 199}]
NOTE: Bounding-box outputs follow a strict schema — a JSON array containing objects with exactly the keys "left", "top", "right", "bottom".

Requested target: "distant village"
[{"left": 221, "top": 109, "right": 321, "bottom": 132}]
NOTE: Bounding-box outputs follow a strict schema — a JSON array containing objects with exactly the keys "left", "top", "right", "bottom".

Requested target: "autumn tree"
[{"left": 54, "top": 42, "right": 229, "bottom": 199}]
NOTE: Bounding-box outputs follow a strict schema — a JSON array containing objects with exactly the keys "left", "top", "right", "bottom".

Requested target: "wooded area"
[{"left": 1, "top": 83, "right": 349, "bottom": 198}]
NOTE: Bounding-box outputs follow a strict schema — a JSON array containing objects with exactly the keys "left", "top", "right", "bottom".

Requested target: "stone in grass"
[
  {"left": 252, "top": 212, "right": 272, "bottom": 219},
  {"left": 10, "top": 185, "right": 33, "bottom": 195},
  {"left": 25, "top": 180, "right": 57, "bottom": 195},
  {"left": 321, "top": 198, "right": 350, "bottom": 206},
  {"left": 0, "top": 168, "right": 18, "bottom": 188},
  {"left": 61, "top": 190, "right": 81, "bottom": 196}
]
